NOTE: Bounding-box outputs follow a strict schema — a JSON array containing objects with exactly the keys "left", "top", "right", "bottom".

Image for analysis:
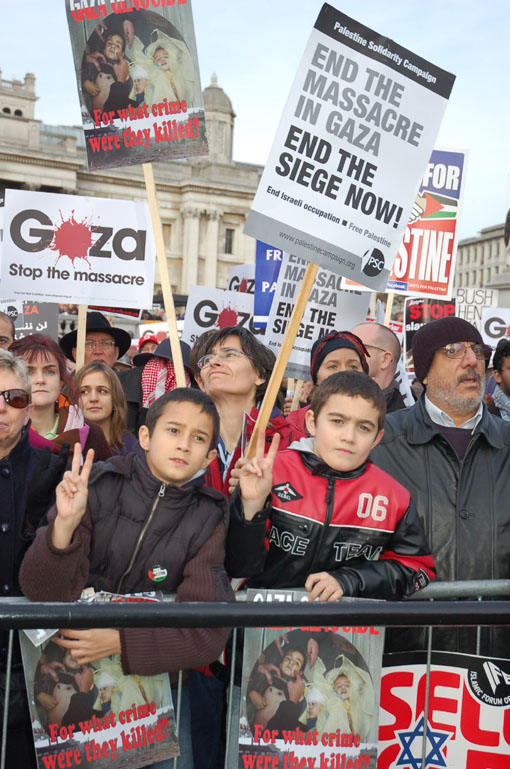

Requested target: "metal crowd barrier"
[{"left": 2, "top": 580, "right": 510, "bottom": 769}]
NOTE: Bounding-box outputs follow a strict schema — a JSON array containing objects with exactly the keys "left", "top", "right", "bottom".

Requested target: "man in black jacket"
[
  {"left": 371, "top": 316, "right": 510, "bottom": 656},
  {"left": 352, "top": 322, "right": 408, "bottom": 412}
]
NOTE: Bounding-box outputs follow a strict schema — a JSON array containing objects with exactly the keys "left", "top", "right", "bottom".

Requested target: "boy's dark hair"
[
  {"left": 493, "top": 339, "right": 510, "bottom": 373},
  {"left": 310, "top": 371, "right": 386, "bottom": 430},
  {"left": 190, "top": 327, "right": 282, "bottom": 408},
  {"left": 146, "top": 388, "right": 220, "bottom": 450},
  {"left": 282, "top": 647, "right": 306, "bottom": 673}
]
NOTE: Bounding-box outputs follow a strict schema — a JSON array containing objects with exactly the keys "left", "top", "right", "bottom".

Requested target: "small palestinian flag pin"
[{"left": 148, "top": 565, "right": 168, "bottom": 583}]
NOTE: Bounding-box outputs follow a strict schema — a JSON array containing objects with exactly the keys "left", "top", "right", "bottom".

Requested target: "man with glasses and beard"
[
  {"left": 0, "top": 350, "right": 67, "bottom": 768},
  {"left": 370, "top": 317, "right": 510, "bottom": 657}
]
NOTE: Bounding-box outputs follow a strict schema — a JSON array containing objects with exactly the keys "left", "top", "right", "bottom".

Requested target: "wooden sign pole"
[
  {"left": 290, "top": 380, "right": 303, "bottom": 411},
  {"left": 143, "top": 163, "right": 186, "bottom": 388},
  {"left": 75, "top": 304, "right": 87, "bottom": 372},
  {"left": 246, "top": 262, "right": 319, "bottom": 458},
  {"left": 384, "top": 292, "right": 394, "bottom": 327}
]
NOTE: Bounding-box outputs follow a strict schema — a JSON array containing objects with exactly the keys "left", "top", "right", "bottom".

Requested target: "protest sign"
[
  {"left": 17, "top": 302, "right": 60, "bottom": 341},
  {"left": 254, "top": 242, "right": 285, "bottom": 328},
  {"left": 65, "top": 0, "right": 208, "bottom": 171},
  {"left": 239, "top": 589, "right": 383, "bottom": 769},
  {"left": 19, "top": 591, "right": 179, "bottom": 769},
  {"left": 181, "top": 285, "right": 262, "bottom": 347},
  {"left": 378, "top": 651, "right": 510, "bottom": 768},
  {"left": 481, "top": 307, "right": 510, "bottom": 348},
  {"left": 0, "top": 300, "right": 24, "bottom": 331},
  {"left": 404, "top": 297, "right": 456, "bottom": 372},
  {"left": 1, "top": 189, "right": 155, "bottom": 309},
  {"left": 228, "top": 264, "right": 256, "bottom": 294},
  {"left": 343, "top": 149, "right": 467, "bottom": 298},
  {"left": 456, "top": 288, "right": 499, "bottom": 332},
  {"left": 264, "top": 253, "right": 370, "bottom": 380},
  {"left": 244, "top": 5, "right": 455, "bottom": 290}
]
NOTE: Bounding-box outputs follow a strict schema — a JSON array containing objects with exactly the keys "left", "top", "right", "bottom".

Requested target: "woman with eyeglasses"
[
  {"left": 190, "top": 327, "right": 305, "bottom": 497},
  {"left": 75, "top": 361, "right": 143, "bottom": 456},
  {"left": 10, "top": 334, "right": 111, "bottom": 462}
]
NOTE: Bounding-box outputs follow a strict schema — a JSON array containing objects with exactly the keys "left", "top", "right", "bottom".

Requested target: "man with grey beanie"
[{"left": 370, "top": 316, "right": 510, "bottom": 657}]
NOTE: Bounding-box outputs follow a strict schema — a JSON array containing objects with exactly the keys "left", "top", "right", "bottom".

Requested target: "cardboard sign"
[
  {"left": 65, "top": 0, "right": 207, "bottom": 171},
  {"left": 456, "top": 289, "right": 499, "bottom": 332},
  {"left": 404, "top": 297, "right": 456, "bottom": 372},
  {"left": 228, "top": 264, "right": 256, "bottom": 294},
  {"left": 378, "top": 651, "right": 510, "bottom": 768},
  {"left": 181, "top": 286, "right": 262, "bottom": 347},
  {"left": 343, "top": 148, "right": 467, "bottom": 298},
  {"left": 239, "top": 589, "right": 384, "bottom": 769},
  {"left": 254, "top": 242, "right": 286, "bottom": 328},
  {"left": 19, "top": 591, "right": 179, "bottom": 769},
  {"left": 17, "top": 302, "right": 60, "bottom": 341},
  {"left": 244, "top": 5, "right": 455, "bottom": 290},
  {"left": 1, "top": 190, "right": 155, "bottom": 309},
  {"left": 481, "top": 307, "right": 510, "bottom": 348},
  {"left": 264, "top": 254, "right": 370, "bottom": 380}
]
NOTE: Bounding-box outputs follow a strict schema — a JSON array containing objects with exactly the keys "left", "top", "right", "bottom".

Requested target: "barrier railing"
[{"left": 2, "top": 580, "right": 510, "bottom": 769}]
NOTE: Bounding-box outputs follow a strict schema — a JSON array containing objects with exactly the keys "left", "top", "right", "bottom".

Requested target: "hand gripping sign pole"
[
  {"left": 143, "top": 163, "right": 186, "bottom": 388},
  {"left": 246, "top": 261, "right": 318, "bottom": 459}
]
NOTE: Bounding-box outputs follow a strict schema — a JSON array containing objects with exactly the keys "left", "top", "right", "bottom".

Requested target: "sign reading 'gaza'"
[{"left": 1, "top": 189, "right": 155, "bottom": 309}]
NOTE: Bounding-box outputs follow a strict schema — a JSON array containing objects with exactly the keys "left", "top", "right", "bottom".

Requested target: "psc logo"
[{"left": 361, "top": 248, "right": 385, "bottom": 277}]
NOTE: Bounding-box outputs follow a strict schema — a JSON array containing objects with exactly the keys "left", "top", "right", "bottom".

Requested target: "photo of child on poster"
[
  {"left": 66, "top": 4, "right": 208, "bottom": 170},
  {"left": 239, "top": 591, "right": 384, "bottom": 769},
  {"left": 245, "top": 630, "right": 374, "bottom": 742},
  {"left": 20, "top": 629, "right": 179, "bottom": 769}
]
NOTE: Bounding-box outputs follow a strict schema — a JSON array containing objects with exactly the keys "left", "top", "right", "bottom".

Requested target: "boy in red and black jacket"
[{"left": 227, "top": 371, "right": 435, "bottom": 600}]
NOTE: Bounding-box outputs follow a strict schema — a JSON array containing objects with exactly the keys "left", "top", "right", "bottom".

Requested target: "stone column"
[
  {"left": 205, "top": 210, "right": 221, "bottom": 287},
  {"left": 181, "top": 208, "right": 201, "bottom": 293}
]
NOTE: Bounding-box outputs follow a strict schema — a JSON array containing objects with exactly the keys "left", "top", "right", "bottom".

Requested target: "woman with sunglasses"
[
  {"left": 190, "top": 327, "right": 305, "bottom": 497},
  {"left": 10, "top": 334, "right": 111, "bottom": 462},
  {"left": 75, "top": 362, "right": 143, "bottom": 456},
  {"left": 0, "top": 349, "right": 68, "bottom": 768}
]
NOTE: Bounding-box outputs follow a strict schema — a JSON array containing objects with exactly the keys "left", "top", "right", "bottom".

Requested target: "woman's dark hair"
[
  {"left": 190, "top": 327, "right": 282, "bottom": 409},
  {"left": 310, "top": 371, "right": 386, "bottom": 430},
  {"left": 75, "top": 362, "right": 127, "bottom": 450},
  {"left": 145, "top": 387, "right": 220, "bottom": 450},
  {"left": 10, "top": 333, "right": 78, "bottom": 404}
]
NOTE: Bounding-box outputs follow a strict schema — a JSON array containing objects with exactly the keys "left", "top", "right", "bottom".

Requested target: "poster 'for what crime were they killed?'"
[
  {"left": 244, "top": 4, "right": 455, "bottom": 291},
  {"left": 66, "top": 0, "right": 208, "bottom": 170},
  {"left": 1, "top": 189, "right": 155, "bottom": 309},
  {"left": 238, "top": 589, "right": 384, "bottom": 769}
]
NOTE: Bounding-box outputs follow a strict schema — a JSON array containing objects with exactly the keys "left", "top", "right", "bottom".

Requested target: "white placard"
[
  {"left": 1, "top": 189, "right": 155, "bottom": 309},
  {"left": 244, "top": 5, "right": 455, "bottom": 290},
  {"left": 264, "top": 253, "right": 370, "bottom": 380},
  {"left": 181, "top": 286, "right": 262, "bottom": 347}
]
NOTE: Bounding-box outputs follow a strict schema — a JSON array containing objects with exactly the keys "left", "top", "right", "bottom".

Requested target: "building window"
[
  {"left": 14, "top": 109, "right": 22, "bottom": 116},
  {"left": 225, "top": 228, "right": 234, "bottom": 254},
  {"left": 2, "top": 107, "right": 11, "bottom": 114}
]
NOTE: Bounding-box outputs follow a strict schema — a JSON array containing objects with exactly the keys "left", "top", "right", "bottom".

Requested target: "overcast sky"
[{"left": 1, "top": 0, "right": 508, "bottom": 240}]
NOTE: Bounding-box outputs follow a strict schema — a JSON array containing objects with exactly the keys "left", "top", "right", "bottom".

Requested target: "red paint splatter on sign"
[
  {"left": 49, "top": 211, "right": 93, "bottom": 267},
  {"left": 239, "top": 278, "right": 248, "bottom": 293},
  {"left": 216, "top": 306, "right": 238, "bottom": 328}
]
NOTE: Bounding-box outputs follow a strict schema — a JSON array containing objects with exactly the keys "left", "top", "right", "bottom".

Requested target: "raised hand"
[
  {"left": 52, "top": 444, "right": 94, "bottom": 549},
  {"left": 239, "top": 431, "right": 280, "bottom": 520}
]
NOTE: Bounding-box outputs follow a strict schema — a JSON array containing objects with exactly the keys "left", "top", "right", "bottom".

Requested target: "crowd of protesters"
[{"left": 1, "top": 306, "right": 509, "bottom": 768}]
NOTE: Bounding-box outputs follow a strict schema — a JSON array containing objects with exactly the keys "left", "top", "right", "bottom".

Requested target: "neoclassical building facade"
[{"left": 0, "top": 70, "right": 262, "bottom": 299}]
